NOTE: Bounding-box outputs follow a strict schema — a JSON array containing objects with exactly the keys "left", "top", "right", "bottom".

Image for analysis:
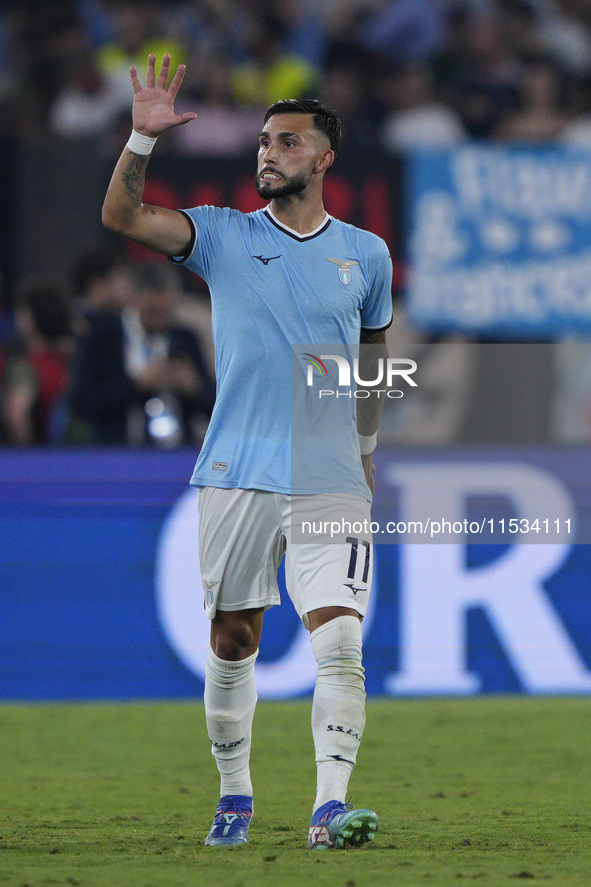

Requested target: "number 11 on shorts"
[{"left": 346, "top": 536, "right": 371, "bottom": 584}]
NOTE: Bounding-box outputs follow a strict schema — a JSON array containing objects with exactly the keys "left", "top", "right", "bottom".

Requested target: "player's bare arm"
[
  {"left": 102, "top": 54, "right": 196, "bottom": 256},
  {"left": 357, "top": 327, "right": 388, "bottom": 494}
]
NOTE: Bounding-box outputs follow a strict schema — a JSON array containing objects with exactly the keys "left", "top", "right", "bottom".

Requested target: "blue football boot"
[{"left": 204, "top": 795, "right": 253, "bottom": 846}]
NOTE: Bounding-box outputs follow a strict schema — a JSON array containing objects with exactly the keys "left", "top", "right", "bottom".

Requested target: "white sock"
[
  {"left": 204, "top": 643, "right": 258, "bottom": 798},
  {"left": 310, "top": 615, "right": 366, "bottom": 813}
]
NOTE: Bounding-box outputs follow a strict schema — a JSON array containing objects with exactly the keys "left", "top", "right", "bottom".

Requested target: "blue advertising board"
[
  {"left": 405, "top": 146, "right": 591, "bottom": 336},
  {"left": 1, "top": 448, "right": 590, "bottom": 699}
]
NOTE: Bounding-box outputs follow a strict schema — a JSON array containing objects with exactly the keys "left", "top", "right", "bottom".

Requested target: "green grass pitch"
[{"left": 1, "top": 697, "right": 591, "bottom": 887}]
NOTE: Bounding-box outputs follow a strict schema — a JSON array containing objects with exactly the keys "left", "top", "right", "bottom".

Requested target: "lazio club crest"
[{"left": 325, "top": 257, "right": 359, "bottom": 286}]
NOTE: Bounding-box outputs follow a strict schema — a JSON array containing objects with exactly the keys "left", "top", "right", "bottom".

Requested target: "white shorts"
[{"left": 198, "top": 487, "right": 373, "bottom": 628}]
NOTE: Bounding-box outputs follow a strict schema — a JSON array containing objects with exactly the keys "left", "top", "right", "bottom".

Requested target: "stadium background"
[{"left": 1, "top": 0, "right": 591, "bottom": 701}]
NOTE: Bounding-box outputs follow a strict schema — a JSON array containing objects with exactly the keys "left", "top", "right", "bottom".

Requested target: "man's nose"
[{"left": 263, "top": 142, "right": 278, "bottom": 164}]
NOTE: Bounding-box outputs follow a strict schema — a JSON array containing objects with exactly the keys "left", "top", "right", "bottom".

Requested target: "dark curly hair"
[{"left": 263, "top": 99, "right": 343, "bottom": 156}]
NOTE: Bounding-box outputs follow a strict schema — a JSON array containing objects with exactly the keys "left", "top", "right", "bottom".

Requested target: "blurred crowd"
[
  {"left": 2, "top": 0, "right": 591, "bottom": 150},
  {"left": 0, "top": 254, "right": 215, "bottom": 447},
  {"left": 2, "top": 0, "right": 591, "bottom": 447}
]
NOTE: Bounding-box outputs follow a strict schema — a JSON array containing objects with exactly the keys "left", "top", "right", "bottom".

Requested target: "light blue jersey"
[{"left": 173, "top": 205, "right": 393, "bottom": 499}]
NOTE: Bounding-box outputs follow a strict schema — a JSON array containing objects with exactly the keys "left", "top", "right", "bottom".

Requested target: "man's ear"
[{"left": 314, "top": 149, "right": 335, "bottom": 175}]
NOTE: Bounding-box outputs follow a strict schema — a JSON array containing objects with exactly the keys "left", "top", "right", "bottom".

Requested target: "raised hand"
[{"left": 130, "top": 53, "right": 197, "bottom": 137}]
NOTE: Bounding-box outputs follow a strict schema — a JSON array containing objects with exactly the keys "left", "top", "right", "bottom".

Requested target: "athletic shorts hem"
[
  {"left": 205, "top": 595, "right": 281, "bottom": 620},
  {"left": 297, "top": 598, "right": 367, "bottom": 620}
]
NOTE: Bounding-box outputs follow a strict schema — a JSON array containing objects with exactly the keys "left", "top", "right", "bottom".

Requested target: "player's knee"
[
  {"left": 211, "top": 630, "right": 256, "bottom": 661},
  {"left": 211, "top": 614, "right": 259, "bottom": 661}
]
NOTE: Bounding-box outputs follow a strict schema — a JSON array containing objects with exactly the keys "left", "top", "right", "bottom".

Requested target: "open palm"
[{"left": 130, "top": 53, "right": 196, "bottom": 137}]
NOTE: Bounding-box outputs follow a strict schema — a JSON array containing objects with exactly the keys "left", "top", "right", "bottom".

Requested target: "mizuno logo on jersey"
[
  {"left": 252, "top": 254, "right": 281, "bottom": 265},
  {"left": 325, "top": 257, "right": 359, "bottom": 286}
]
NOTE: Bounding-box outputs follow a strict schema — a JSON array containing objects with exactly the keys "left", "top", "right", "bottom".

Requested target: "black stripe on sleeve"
[
  {"left": 169, "top": 210, "right": 197, "bottom": 264},
  {"left": 361, "top": 314, "right": 393, "bottom": 334}
]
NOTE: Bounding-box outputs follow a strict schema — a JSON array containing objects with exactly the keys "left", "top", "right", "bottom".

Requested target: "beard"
[{"left": 255, "top": 169, "right": 310, "bottom": 200}]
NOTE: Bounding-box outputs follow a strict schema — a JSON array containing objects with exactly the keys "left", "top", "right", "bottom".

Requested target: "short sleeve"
[
  {"left": 170, "top": 205, "right": 233, "bottom": 283},
  {"left": 360, "top": 240, "right": 393, "bottom": 332}
]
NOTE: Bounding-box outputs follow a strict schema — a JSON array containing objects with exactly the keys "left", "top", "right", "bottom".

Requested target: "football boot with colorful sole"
[{"left": 308, "top": 799, "right": 378, "bottom": 849}]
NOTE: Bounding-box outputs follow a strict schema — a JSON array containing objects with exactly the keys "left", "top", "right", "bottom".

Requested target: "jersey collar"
[{"left": 263, "top": 206, "right": 332, "bottom": 241}]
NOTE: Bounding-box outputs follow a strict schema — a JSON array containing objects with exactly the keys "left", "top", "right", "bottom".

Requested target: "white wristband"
[
  {"left": 358, "top": 432, "right": 377, "bottom": 456},
  {"left": 126, "top": 130, "right": 158, "bottom": 155}
]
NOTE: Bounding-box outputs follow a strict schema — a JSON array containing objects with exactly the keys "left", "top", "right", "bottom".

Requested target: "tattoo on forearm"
[{"left": 121, "top": 153, "right": 149, "bottom": 207}]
